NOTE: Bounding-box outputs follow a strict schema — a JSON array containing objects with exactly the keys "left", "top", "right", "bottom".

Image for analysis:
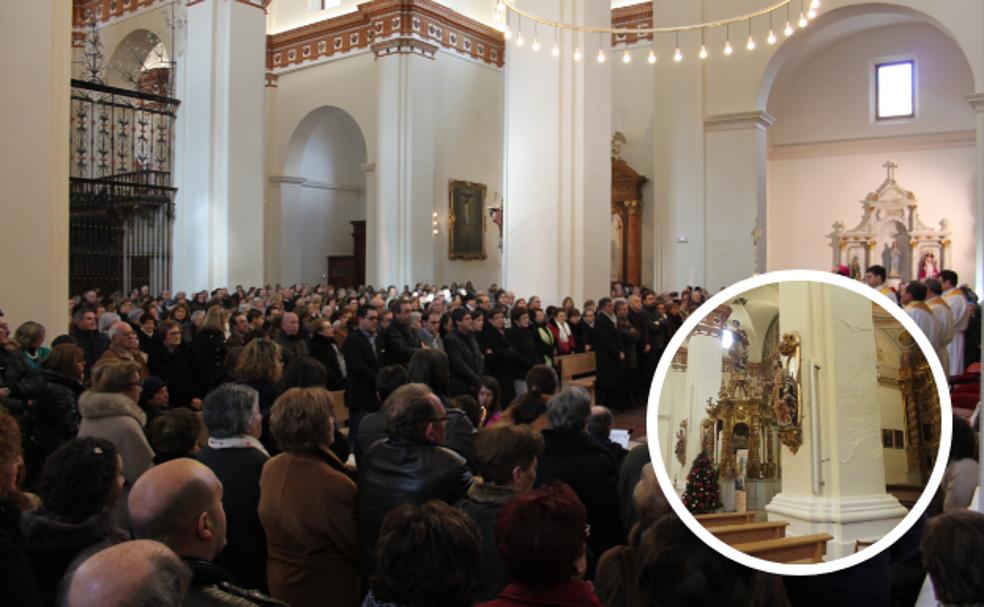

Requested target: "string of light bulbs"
[{"left": 494, "top": 0, "right": 822, "bottom": 64}]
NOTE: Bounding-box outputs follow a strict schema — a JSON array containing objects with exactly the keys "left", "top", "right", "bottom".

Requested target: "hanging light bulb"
[
  {"left": 724, "top": 40, "right": 733, "bottom": 55},
  {"left": 745, "top": 20, "right": 755, "bottom": 51},
  {"left": 673, "top": 32, "right": 682, "bottom": 63},
  {"left": 811, "top": 0, "right": 820, "bottom": 8},
  {"left": 573, "top": 47, "right": 582, "bottom": 61},
  {"left": 515, "top": 31, "right": 524, "bottom": 47},
  {"left": 597, "top": 47, "right": 606, "bottom": 63},
  {"left": 648, "top": 49, "right": 657, "bottom": 64},
  {"left": 699, "top": 45, "right": 708, "bottom": 59},
  {"left": 493, "top": 10, "right": 502, "bottom": 23},
  {"left": 551, "top": 42, "right": 560, "bottom": 57},
  {"left": 622, "top": 49, "right": 631, "bottom": 64},
  {"left": 784, "top": 21, "right": 794, "bottom": 36},
  {"left": 503, "top": 25, "right": 512, "bottom": 40},
  {"left": 767, "top": 30, "right": 777, "bottom": 45},
  {"left": 532, "top": 37, "right": 540, "bottom": 52},
  {"left": 807, "top": 6, "right": 817, "bottom": 19},
  {"left": 798, "top": 12, "right": 808, "bottom": 27}
]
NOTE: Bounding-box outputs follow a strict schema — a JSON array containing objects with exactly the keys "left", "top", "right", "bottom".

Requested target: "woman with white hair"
[{"left": 536, "top": 386, "right": 625, "bottom": 567}]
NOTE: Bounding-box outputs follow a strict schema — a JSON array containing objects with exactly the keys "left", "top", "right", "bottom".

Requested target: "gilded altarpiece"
[{"left": 898, "top": 331, "right": 941, "bottom": 484}]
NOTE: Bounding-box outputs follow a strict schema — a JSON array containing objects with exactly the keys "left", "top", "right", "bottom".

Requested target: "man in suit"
[
  {"left": 591, "top": 297, "right": 626, "bottom": 411},
  {"left": 383, "top": 299, "right": 421, "bottom": 366},
  {"left": 342, "top": 304, "right": 382, "bottom": 450}
]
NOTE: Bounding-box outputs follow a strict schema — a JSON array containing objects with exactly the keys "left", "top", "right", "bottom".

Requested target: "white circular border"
[{"left": 646, "top": 269, "right": 953, "bottom": 577}]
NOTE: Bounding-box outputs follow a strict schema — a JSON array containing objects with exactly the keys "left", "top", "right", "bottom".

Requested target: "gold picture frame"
[{"left": 448, "top": 180, "right": 487, "bottom": 260}]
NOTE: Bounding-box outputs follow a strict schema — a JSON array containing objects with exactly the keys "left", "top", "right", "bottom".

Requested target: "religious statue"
[
  {"left": 850, "top": 256, "right": 861, "bottom": 281},
  {"left": 918, "top": 251, "right": 939, "bottom": 279},
  {"left": 772, "top": 332, "right": 803, "bottom": 454},
  {"left": 611, "top": 213, "right": 624, "bottom": 283},
  {"left": 889, "top": 241, "right": 902, "bottom": 278},
  {"left": 730, "top": 320, "right": 749, "bottom": 371},
  {"left": 675, "top": 418, "right": 688, "bottom": 466}
]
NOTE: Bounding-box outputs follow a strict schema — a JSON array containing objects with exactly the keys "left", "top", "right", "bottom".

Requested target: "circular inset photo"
[{"left": 646, "top": 270, "right": 952, "bottom": 576}]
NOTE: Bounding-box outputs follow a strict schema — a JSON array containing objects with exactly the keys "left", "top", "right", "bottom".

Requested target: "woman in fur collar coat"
[{"left": 77, "top": 359, "right": 154, "bottom": 528}]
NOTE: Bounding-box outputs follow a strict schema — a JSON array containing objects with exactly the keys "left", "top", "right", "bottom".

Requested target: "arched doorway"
[
  {"left": 105, "top": 28, "right": 172, "bottom": 95},
  {"left": 279, "top": 106, "right": 368, "bottom": 286}
]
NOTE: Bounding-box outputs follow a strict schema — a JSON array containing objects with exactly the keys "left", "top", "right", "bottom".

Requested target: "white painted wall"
[
  {"left": 432, "top": 52, "right": 503, "bottom": 287},
  {"left": 878, "top": 384, "right": 910, "bottom": 485}
]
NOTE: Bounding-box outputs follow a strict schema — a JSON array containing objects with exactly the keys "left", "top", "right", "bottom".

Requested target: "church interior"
[
  {"left": 1, "top": 0, "right": 983, "bottom": 604},
  {"left": 657, "top": 280, "right": 942, "bottom": 563}
]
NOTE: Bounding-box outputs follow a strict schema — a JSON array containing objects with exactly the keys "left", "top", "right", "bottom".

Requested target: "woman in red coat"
[
  {"left": 479, "top": 482, "right": 602, "bottom": 607},
  {"left": 548, "top": 309, "right": 576, "bottom": 356}
]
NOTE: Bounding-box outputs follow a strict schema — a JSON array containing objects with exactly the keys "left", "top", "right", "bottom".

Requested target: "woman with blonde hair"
[
  {"left": 259, "top": 387, "right": 360, "bottom": 606},
  {"left": 14, "top": 321, "right": 50, "bottom": 369},
  {"left": 193, "top": 305, "right": 231, "bottom": 393},
  {"left": 234, "top": 338, "right": 284, "bottom": 452},
  {"left": 77, "top": 359, "right": 154, "bottom": 526}
]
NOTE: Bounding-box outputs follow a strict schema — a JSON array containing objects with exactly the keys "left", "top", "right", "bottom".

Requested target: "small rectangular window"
[{"left": 876, "top": 60, "right": 914, "bottom": 120}]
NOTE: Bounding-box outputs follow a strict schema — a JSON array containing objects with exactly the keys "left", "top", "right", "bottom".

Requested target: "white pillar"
[
  {"left": 174, "top": 0, "right": 265, "bottom": 291},
  {"left": 362, "top": 162, "right": 378, "bottom": 287},
  {"left": 970, "top": 93, "right": 984, "bottom": 295},
  {"left": 0, "top": 0, "right": 70, "bottom": 337},
  {"left": 766, "top": 282, "right": 906, "bottom": 559},
  {"left": 503, "top": 1, "right": 611, "bottom": 305},
  {"left": 677, "top": 334, "right": 722, "bottom": 491},
  {"left": 373, "top": 40, "right": 437, "bottom": 288},
  {"left": 704, "top": 112, "right": 772, "bottom": 286},
  {"left": 651, "top": 2, "right": 705, "bottom": 293}
]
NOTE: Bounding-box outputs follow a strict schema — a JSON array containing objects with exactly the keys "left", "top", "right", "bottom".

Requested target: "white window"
[{"left": 876, "top": 60, "right": 915, "bottom": 120}]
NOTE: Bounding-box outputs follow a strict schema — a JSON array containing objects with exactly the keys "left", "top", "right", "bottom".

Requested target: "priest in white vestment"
[
  {"left": 902, "top": 282, "right": 939, "bottom": 353},
  {"left": 925, "top": 278, "right": 954, "bottom": 374},
  {"left": 941, "top": 270, "right": 969, "bottom": 377}
]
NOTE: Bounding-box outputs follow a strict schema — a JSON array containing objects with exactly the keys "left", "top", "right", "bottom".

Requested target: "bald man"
[
  {"left": 274, "top": 311, "right": 307, "bottom": 366},
  {"left": 128, "top": 459, "right": 285, "bottom": 606},
  {"left": 65, "top": 540, "right": 190, "bottom": 607}
]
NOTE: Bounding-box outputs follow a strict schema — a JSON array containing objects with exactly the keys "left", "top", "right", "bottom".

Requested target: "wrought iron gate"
[{"left": 69, "top": 79, "right": 179, "bottom": 296}]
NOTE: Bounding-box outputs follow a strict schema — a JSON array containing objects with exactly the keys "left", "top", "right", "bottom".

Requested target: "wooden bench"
[
  {"left": 733, "top": 533, "right": 833, "bottom": 564},
  {"left": 557, "top": 352, "right": 597, "bottom": 402},
  {"left": 710, "top": 521, "right": 789, "bottom": 545},
  {"left": 695, "top": 511, "right": 758, "bottom": 528}
]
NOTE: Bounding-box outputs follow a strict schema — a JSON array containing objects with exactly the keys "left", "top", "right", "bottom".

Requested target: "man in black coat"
[
  {"left": 591, "top": 298, "right": 626, "bottom": 411},
  {"left": 342, "top": 305, "right": 382, "bottom": 448},
  {"left": 627, "top": 295, "right": 652, "bottom": 404},
  {"left": 478, "top": 307, "right": 518, "bottom": 405},
  {"left": 382, "top": 299, "right": 420, "bottom": 366},
  {"left": 505, "top": 307, "right": 539, "bottom": 397},
  {"left": 536, "top": 386, "right": 625, "bottom": 568},
  {"left": 357, "top": 384, "right": 472, "bottom": 573},
  {"left": 443, "top": 308, "right": 484, "bottom": 396}
]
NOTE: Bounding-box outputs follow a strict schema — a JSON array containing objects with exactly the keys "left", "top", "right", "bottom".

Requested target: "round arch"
[
  {"left": 105, "top": 28, "right": 169, "bottom": 91},
  {"left": 283, "top": 105, "right": 368, "bottom": 183},
  {"left": 757, "top": 2, "right": 977, "bottom": 109}
]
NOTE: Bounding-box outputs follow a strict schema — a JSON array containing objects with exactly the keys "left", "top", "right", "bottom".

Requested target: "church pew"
[
  {"left": 733, "top": 533, "right": 833, "bottom": 564},
  {"left": 709, "top": 521, "right": 789, "bottom": 545},
  {"left": 557, "top": 352, "right": 597, "bottom": 402},
  {"left": 695, "top": 511, "right": 758, "bottom": 528}
]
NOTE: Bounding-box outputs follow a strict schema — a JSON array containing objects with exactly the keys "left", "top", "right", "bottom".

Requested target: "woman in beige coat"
[
  {"left": 259, "top": 387, "right": 360, "bottom": 607},
  {"left": 77, "top": 359, "right": 154, "bottom": 527}
]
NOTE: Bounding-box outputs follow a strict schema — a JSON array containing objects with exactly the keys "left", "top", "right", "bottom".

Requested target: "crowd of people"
[{"left": 0, "top": 278, "right": 980, "bottom": 606}]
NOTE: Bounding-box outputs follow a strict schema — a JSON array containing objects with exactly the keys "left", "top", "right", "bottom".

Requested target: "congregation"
[{"left": 0, "top": 278, "right": 981, "bottom": 607}]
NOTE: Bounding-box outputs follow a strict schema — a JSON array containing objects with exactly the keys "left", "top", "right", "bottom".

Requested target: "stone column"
[
  {"left": 679, "top": 334, "right": 723, "bottom": 492},
  {"left": 703, "top": 111, "right": 773, "bottom": 288},
  {"left": 651, "top": 1, "right": 704, "bottom": 292},
  {"left": 766, "top": 282, "right": 906, "bottom": 559},
  {"left": 361, "top": 162, "right": 378, "bottom": 287},
  {"left": 372, "top": 38, "right": 437, "bottom": 288},
  {"left": 970, "top": 93, "right": 984, "bottom": 294},
  {"left": 174, "top": 0, "right": 266, "bottom": 291},
  {"left": 503, "top": 0, "right": 611, "bottom": 305},
  {"left": 0, "top": 0, "right": 71, "bottom": 336}
]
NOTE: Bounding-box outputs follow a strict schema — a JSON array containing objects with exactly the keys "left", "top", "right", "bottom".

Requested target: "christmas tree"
[{"left": 682, "top": 452, "right": 722, "bottom": 514}]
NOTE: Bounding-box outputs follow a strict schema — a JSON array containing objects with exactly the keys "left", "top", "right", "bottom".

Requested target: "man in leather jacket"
[
  {"left": 129, "top": 459, "right": 286, "bottom": 606},
  {"left": 357, "top": 383, "right": 473, "bottom": 574}
]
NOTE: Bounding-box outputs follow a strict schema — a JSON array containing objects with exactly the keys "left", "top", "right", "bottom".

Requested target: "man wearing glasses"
[{"left": 342, "top": 305, "right": 383, "bottom": 450}]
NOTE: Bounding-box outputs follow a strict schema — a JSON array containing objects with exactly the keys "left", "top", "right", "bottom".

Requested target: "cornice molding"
[
  {"left": 969, "top": 92, "right": 984, "bottom": 114},
  {"left": 704, "top": 111, "right": 776, "bottom": 133},
  {"left": 769, "top": 130, "right": 976, "bottom": 160},
  {"left": 611, "top": 2, "right": 652, "bottom": 46},
  {"left": 269, "top": 176, "right": 365, "bottom": 193},
  {"left": 267, "top": 0, "right": 504, "bottom": 72}
]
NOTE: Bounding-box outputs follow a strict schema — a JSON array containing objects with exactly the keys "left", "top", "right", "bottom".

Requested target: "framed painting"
[{"left": 448, "top": 180, "right": 487, "bottom": 260}]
